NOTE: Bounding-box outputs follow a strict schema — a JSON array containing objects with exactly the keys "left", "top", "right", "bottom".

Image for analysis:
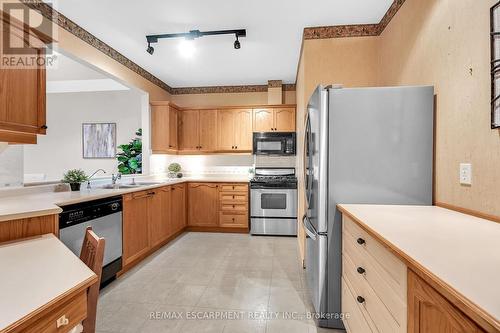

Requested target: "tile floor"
[{"left": 96, "top": 232, "right": 343, "bottom": 333}]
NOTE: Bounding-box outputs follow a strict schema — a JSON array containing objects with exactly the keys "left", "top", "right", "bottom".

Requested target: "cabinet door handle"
[
  {"left": 357, "top": 267, "right": 366, "bottom": 274},
  {"left": 235, "top": 146, "right": 238, "bottom": 149},
  {"left": 356, "top": 296, "right": 365, "bottom": 304},
  {"left": 357, "top": 238, "right": 366, "bottom": 245},
  {"left": 41, "top": 125, "right": 48, "bottom": 129},
  {"left": 231, "top": 146, "right": 234, "bottom": 149}
]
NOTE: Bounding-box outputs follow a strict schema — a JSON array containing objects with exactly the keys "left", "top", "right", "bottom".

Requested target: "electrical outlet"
[{"left": 459, "top": 163, "right": 472, "bottom": 185}]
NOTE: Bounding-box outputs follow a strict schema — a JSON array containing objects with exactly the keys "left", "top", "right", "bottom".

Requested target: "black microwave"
[{"left": 253, "top": 132, "right": 296, "bottom": 156}]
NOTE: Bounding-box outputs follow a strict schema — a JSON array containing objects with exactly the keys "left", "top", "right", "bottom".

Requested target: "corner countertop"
[
  {"left": 337, "top": 204, "right": 500, "bottom": 331},
  {"left": 0, "top": 175, "right": 250, "bottom": 222},
  {"left": 0, "top": 234, "right": 97, "bottom": 332}
]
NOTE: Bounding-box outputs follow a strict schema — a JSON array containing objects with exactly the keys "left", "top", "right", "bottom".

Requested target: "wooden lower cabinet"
[
  {"left": 408, "top": 270, "right": 485, "bottom": 333},
  {"left": 149, "top": 187, "right": 171, "bottom": 248},
  {"left": 171, "top": 183, "right": 187, "bottom": 233},
  {"left": 341, "top": 214, "right": 489, "bottom": 333},
  {"left": 123, "top": 184, "right": 188, "bottom": 268},
  {"left": 188, "top": 183, "right": 219, "bottom": 226},
  {"left": 0, "top": 214, "right": 58, "bottom": 244},
  {"left": 123, "top": 190, "right": 152, "bottom": 266},
  {"left": 187, "top": 182, "right": 249, "bottom": 229},
  {"left": 123, "top": 182, "right": 247, "bottom": 270}
]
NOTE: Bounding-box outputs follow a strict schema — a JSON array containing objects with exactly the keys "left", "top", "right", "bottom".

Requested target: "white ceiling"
[
  {"left": 47, "top": 52, "right": 130, "bottom": 93},
  {"left": 50, "top": 0, "right": 392, "bottom": 87},
  {"left": 47, "top": 52, "right": 107, "bottom": 81}
]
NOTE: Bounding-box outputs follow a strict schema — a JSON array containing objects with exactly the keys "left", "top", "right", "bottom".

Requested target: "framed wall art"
[{"left": 82, "top": 123, "right": 117, "bottom": 159}]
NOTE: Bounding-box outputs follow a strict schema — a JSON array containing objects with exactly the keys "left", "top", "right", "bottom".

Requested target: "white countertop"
[
  {"left": 0, "top": 175, "right": 250, "bottom": 222},
  {"left": 0, "top": 234, "right": 97, "bottom": 331},
  {"left": 338, "top": 204, "right": 500, "bottom": 329}
]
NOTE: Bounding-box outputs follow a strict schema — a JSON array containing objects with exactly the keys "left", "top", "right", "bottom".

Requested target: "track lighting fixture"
[
  {"left": 146, "top": 43, "right": 154, "bottom": 55},
  {"left": 146, "top": 29, "right": 246, "bottom": 55}
]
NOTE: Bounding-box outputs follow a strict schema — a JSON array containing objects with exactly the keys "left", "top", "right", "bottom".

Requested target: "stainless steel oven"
[
  {"left": 253, "top": 132, "right": 296, "bottom": 156},
  {"left": 250, "top": 168, "right": 298, "bottom": 236},
  {"left": 251, "top": 188, "right": 297, "bottom": 218}
]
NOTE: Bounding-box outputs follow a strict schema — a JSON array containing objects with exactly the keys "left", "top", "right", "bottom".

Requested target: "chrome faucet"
[
  {"left": 111, "top": 173, "right": 122, "bottom": 185},
  {"left": 87, "top": 169, "right": 106, "bottom": 189}
]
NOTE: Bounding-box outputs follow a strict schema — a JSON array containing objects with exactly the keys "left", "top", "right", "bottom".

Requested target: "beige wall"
[
  {"left": 302, "top": 37, "right": 379, "bottom": 100},
  {"left": 378, "top": 0, "right": 500, "bottom": 218},
  {"left": 171, "top": 90, "right": 296, "bottom": 108}
]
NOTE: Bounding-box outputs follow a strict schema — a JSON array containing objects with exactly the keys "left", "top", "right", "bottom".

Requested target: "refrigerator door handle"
[{"left": 302, "top": 215, "right": 317, "bottom": 240}]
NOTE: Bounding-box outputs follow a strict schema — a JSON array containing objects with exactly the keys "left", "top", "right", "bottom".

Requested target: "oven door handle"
[{"left": 302, "top": 215, "right": 317, "bottom": 241}]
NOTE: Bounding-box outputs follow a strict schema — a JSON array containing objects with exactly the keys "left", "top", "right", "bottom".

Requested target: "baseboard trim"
[
  {"left": 185, "top": 226, "right": 249, "bottom": 234},
  {"left": 435, "top": 202, "right": 500, "bottom": 224}
]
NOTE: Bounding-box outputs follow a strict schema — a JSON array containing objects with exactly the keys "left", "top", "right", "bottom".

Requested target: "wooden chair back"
[{"left": 80, "top": 226, "right": 105, "bottom": 333}]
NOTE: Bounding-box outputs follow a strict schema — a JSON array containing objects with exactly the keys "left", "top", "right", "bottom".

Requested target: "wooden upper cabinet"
[
  {"left": 253, "top": 107, "right": 296, "bottom": 132},
  {"left": 408, "top": 270, "right": 485, "bottom": 333},
  {"left": 123, "top": 191, "right": 151, "bottom": 266},
  {"left": 179, "top": 110, "right": 199, "bottom": 151},
  {"left": 0, "top": 13, "right": 51, "bottom": 144},
  {"left": 151, "top": 102, "right": 179, "bottom": 153},
  {"left": 253, "top": 109, "right": 274, "bottom": 132},
  {"left": 188, "top": 183, "right": 219, "bottom": 226},
  {"left": 169, "top": 107, "right": 178, "bottom": 149},
  {"left": 199, "top": 110, "right": 217, "bottom": 151},
  {"left": 217, "top": 110, "right": 236, "bottom": 151},
  {"left": 275, "top": 108, "right": 296, "bottom": 132},
  {"left": 234, "top": 109, "right": 253, "bottom": 151},
  {"left": 150, "top": 104, "right": 169, "bottom": 152},
  {"left": 216, "top": 108, "right": 252, "bottom": 152}
]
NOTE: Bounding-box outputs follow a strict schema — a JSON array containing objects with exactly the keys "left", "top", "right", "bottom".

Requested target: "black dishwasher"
[{"left": 59, "top": 196, "right": 123, "bottom": 286}]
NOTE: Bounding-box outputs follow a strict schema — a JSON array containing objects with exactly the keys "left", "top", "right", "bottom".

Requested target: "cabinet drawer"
[
  {"left": 220, "top": 203, "right": 248, "bottom": 212},
  {"left": 343, "top": 229, "right": 407, "bottom": 325},
  {"left": 219, "top": 213, "right": 248, "bottom": 228},
  {"left": 343, "top": 253, "right": 405, "bottom": 333},
  {"left": 219, "top": 184, "right": 248, "bottom": 192},
  {"left": 343, "top": 216, "right": 406, "bottom": 293},
  {"left": 219, "top": 192, "right": 248, "bottom": 203},
  {"left": 20, "top": 290, "right": 87, "bottom": 333},
  {"left": 342, "top": 277, "right": 374, "bottom": 333}
]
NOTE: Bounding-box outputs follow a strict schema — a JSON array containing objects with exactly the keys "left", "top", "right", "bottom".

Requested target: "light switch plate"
[{"left": 459, "top": 163, "right": 472, "bottom": 185}]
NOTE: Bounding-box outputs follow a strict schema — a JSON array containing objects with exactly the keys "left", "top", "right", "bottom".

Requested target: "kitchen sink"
[
  {"left": 100, "top": 184, "right": 143, "bottom": 189},
  {"left": 99, "top": 181, "right": 163, "bottom": 189}
]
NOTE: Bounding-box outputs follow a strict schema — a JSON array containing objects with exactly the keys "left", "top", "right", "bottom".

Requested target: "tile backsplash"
[
  {"left": 150, "top": 154, "right": 296, "bottom": 176},
  {"left": 0, "top": 145, "right": 24, "bottom": 187}
]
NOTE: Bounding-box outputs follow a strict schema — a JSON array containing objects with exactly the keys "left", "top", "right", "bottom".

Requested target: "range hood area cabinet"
[
  {"left": 217, "top": 108, "right": 253, "bottom": 151},
  {"left": 254, "top": 107, "right": 295, "bottom": 132},
  {"left": 150, "top": 104, "right": 296, "bottom": 155},
  {"left": 0, "top": 12, "right": 51, "bottom": 144}
]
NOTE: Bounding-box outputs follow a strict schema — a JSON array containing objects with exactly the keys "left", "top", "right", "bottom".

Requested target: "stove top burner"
[{"left": 251, "top": 175, "right": 297, "bottom": 183}]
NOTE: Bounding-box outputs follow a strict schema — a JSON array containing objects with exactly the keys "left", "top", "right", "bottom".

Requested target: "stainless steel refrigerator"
[{"left": 303, "top": 85, "right": 434, "bottom": 329}]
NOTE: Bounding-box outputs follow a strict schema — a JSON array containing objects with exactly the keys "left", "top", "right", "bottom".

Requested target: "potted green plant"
[
  {"left": 168, "top": 163, "right": 182, "bottom": 178},
  {"left": 62, "top": 169, "right": 89, "bottom": 191},
  {"left": 116, "top": 128, "right": 142, "bottom": 174}
]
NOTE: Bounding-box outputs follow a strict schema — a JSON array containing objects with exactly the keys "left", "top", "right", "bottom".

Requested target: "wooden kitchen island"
[{"left": 0, "top": 234, "right": 97, "bottom": 333}]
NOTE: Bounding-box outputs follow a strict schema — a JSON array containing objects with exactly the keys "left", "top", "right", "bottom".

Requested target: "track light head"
[
  {"left": 234, "top": 35, "right": 241, "bottom": 50},
  {"left": 146, "top": 43, "right": 155, "bottom": 55}
]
